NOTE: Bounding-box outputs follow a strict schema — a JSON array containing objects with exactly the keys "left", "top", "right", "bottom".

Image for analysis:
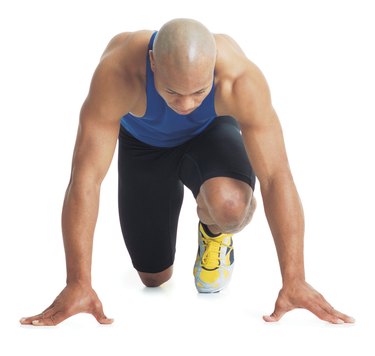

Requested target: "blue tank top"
[{"left": 120, "top": 32, "right": 217, "bottom": 147}]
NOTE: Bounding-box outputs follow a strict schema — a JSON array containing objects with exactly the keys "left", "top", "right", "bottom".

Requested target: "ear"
[{"left": 149, "top": 50, "right": 156, "bottom": 72}]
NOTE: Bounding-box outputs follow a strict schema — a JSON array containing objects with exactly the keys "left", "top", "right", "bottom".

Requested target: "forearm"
[
  {"left": 261, "top": 173, "right": 305, "bottom": 284},
  {"left": 61, "top": 180, "right": 100, "bottom": 286}
]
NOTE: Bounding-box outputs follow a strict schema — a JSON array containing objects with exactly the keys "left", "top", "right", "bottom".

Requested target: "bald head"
[
  {"left": 153, "top": 18, "right": 216, "bottom": 73},
  {"left": 150, "top": 19, "right": 216, "bottom": 114}
]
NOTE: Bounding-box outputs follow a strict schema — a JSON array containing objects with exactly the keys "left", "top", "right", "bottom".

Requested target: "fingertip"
[
  {"left": 263, "top": 315, "right": 277, "bottom": 323},
  {"left": 97, "top": 315, "right": 114, "bottom": 325},
  {"left": 101, "top": 318, "right": 114, "bottom": 324}
]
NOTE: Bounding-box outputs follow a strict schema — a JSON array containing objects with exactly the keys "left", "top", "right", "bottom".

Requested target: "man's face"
[{"left": 150, "top": 51, "right": 214, "bottom": 115}]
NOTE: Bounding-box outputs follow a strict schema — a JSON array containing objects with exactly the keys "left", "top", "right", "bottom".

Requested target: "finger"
[
  {"left": 317, "top": 295, "right": 355, "bottom": 324},
  {"left": 263, "top": 303, "right": 288, "bottom": 322},
  {"left": 263, "top": 311, "right": 286, "bottom": 323},
  {"left": 20, "top": 313, "right": 44, "bottom": 325},
  {"left": 39, "top": 307, "right": 56, "bottom": 320},
  {"left": 31, "top": 311, "right": 67, "bottom": 326},
  {"left": 263, "top": 315, "right": 278, "bottom": 322},
  {"left": 92, "top": 304, "right": 114, "bottom": 325},
  {"left": 96, "top": 315, "right": 114, "bottom": 325},
  {"left": 306, "top": 303, "right": 347, "bottom": 324},
  {"left": 332, "top": 310, "right": 355, "bottom": 324},
  {"left": 321, "top": 305, "right": 355, "bottom": 324},
  {"left": 20, "top": 302, "right": 57, "bottom": 325},
  {"left": 93, "top": 309, "right": 114, "bottom": 324}
]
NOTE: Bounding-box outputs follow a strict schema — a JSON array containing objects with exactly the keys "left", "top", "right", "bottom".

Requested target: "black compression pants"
[{"left": 118, "top": 116, "right": 256, "bottom": 273}]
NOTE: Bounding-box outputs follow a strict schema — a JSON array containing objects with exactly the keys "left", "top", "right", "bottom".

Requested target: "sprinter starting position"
[{"left": 20, "top": 18, "right": 354, "bottom": 326}]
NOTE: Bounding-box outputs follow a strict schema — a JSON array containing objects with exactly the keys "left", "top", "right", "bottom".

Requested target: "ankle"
[{"left": 200, "top": 222, "right": 222, "bottom": 237}]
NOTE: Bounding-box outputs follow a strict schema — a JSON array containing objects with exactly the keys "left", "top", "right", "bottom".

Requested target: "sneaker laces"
[{"left": 201, "top": 235, "right": 232, "bottom": 270}]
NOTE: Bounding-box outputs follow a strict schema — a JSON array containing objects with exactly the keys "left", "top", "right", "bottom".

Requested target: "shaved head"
[
  {"left": 153, "top": 18, "right": 216, "bottom": 74},
  {"left": 150, "top": 19, "right": 216, "bottom": 115}
]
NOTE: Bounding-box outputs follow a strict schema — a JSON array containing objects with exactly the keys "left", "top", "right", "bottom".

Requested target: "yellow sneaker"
[{"left": 193, "top": 222, "right": 234, "bottom": 293}]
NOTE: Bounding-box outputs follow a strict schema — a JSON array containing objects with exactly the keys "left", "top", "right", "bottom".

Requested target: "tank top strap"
[
  {"left": 146, "top": 32, "right": 157, "bottom": 75},
  {"left": 148, "top": 31, "right": 157, "bottom": 50}
]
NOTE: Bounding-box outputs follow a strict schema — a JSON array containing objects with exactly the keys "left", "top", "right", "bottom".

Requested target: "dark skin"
[{"left": 20, "top": 26, "right": 354, "bottom": 326}]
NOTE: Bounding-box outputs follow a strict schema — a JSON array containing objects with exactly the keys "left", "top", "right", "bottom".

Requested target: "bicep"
[
  {"left": 233, "top": 69, "right": 292, "bottom": 186},
  {"left": 69, "top": 63, "right": 132, "bottom": 186},
  {"left": 70, "top": 101, "right": 120, "bottom": 186}
]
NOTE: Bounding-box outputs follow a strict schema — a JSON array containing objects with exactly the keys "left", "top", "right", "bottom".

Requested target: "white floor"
[{"left": 3, "top": 187, "right": 374, "bottom": 356}]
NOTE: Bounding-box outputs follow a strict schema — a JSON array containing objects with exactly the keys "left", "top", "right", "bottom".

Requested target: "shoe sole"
[{"left": 194, "top": 263, "right": 234, "bottom": 293}]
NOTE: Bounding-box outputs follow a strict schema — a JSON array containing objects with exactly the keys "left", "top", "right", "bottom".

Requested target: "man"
[{"left": 20, "top": 18, "right": 354, "bottom": 326}]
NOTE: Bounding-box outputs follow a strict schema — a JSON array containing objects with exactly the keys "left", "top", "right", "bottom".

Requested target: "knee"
[
  {"left": 214, "top": 198, "right": 249, "bottom": 231},
  {"left": 141, "top": 278, "right": 165, "bottom": 288},
  {"left": 207, "top": 186, "right": 254, "bottom": 232},
  {"left": 138, "top": 266, "right": 173, "bottom": 288}
]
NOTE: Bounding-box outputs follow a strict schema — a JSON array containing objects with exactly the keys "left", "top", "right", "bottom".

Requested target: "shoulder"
[
  {"left": 214, "top": 34, "right": 271, "bottom": 121},
  {"left": 99, "top": 30, "right": 153, "bottom": 78},
  {"left": 83, "top": 30, "right": 154, "bottom": 119},
  {"left": 214, "top": 33, "right": 250, "bottom": 82}
]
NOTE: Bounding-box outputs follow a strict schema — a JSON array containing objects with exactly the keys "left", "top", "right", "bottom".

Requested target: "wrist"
[
  {"left": 281, "top": 270, "right": 305, "bottom": 286},
  {"left": 66, "top": 277, "right": 92, "bottom": 288},
  {"left": 282, "top": 275, "right": 306, "bottom": 289},
  {"left": 66, "top": 265, "right": 92, "bottom": 287}
]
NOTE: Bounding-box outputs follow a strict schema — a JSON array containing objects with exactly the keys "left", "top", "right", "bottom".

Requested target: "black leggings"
[{"left": 118, "top": 116, "right": 255, "bottom": 273}]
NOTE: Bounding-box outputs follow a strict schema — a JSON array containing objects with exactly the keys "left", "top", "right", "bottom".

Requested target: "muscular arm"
[
  {"left": 20, "top": 33, "right": 142, "bottom": 326},
  {"left": 213, "top": 35, "right": 305, "bottom": 283},
  {"left": 63, "top": 33, "right": 145, "bottom": 285},
  {"left": 63, "top": 57, "right": 135, "bottom": 283},
  {"left": 221, "top": 45, "right": 353, "bottom": 323},
  {"left": 232, "top": 67, "right": 305, "bottom": 285},
  {"left": 63, "top": 76, "right": 123, "bottom": 286}
]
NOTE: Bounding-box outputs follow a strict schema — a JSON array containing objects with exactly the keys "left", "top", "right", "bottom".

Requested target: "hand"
[
  {"left": 19, "top": 283, "right": 114, "bottom": 326},
  {"left": 263, "top": 281, "right": 355, "bottom": 324}
]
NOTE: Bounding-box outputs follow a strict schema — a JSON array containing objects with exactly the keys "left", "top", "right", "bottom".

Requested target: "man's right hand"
[{"left": 19, "top": 283, "right": 114, "bottom": 326}]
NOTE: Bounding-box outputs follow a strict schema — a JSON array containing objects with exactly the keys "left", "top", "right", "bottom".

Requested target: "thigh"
[
  {"left": 118, "top": 127, "right": 184, "bottom": 273},
  {"left": 178, "top": 116, "right": 256, "bottom": 198}
]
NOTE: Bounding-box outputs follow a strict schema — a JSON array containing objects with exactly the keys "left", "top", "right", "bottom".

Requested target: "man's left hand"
[{"left": 263, "top": 281, "right": 355, "bottom": 324}]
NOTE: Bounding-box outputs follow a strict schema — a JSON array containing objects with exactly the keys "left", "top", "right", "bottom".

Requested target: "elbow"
[
  {"left": 65, "top": 170, "right": 102, "bottom": 199},
  {"left": 260, "top": 169, "right": 294, "bottom": 192}
]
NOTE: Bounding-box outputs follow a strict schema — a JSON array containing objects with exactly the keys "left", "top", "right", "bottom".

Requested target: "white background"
[{"left": 1, "top": 0, "right": 374, "bottom": 355}]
